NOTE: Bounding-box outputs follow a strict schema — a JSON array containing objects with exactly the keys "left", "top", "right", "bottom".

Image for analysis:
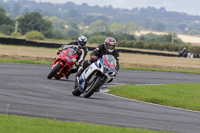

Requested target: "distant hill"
[{"left": 1, "top": 0, "right": 200, "bottom": 33}]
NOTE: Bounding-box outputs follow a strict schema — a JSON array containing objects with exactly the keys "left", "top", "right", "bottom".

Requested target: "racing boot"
[
  {"left": 75, "top": 68, "right": 84, "bottom": 79},
  {"left": 65, "top": 72, "right": 71, "bottom": 79}
]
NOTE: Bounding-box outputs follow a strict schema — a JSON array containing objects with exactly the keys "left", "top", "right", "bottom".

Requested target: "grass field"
[
  {"left": 1, "top": 44, "right": 200, "bottom": 72},
  {"left": 0, "top": 114, "right": 172, "bottom": 133},
  {"left": 135, "top": 30, "right": 200, "bottom": 45},
  {"left": 109, "top": 83, "right": 200, "bottom": 111},
  {"left": 0, "top": 44, "right": 198, "bottom": 133}
]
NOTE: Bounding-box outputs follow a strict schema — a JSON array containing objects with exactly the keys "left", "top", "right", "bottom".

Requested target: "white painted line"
[{"left": 99, "top": 85, "right": 200, "bottom": 114}]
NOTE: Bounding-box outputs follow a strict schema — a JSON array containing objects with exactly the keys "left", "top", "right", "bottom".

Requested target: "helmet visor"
[
  {"left": 79, "top": 41, "right": 86, "bottom": 47},
  {"left": 108, "top": 44, "right": 115, "bottom": 50}
]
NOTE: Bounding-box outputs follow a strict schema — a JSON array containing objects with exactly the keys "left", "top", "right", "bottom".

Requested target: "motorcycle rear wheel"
[{"left": 47, "top": 63, "right": 62, "bottom": 79}]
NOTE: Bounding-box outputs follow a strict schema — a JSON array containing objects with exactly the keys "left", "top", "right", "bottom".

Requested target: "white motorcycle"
[{"left": 72, "top": 54, "right": 117, "bottom": 98}]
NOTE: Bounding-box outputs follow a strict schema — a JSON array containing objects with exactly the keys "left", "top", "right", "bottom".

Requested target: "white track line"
[{"left": 100, "top": 83, "right": 200, "bottom": 114}]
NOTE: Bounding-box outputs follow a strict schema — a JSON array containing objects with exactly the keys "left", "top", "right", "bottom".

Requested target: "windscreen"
[
  {"left": 68, "top": 48, "right": 77, "bottom": 57},
  {"left": 103, "top": 55, "right": 116, "bottom": 69}
]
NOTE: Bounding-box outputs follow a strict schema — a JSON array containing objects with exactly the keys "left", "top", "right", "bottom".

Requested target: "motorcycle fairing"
[
  {"left": 78, "top": 59, "right": 104, "bottom": 92},
  {"left": 77, "top": 55, "right": 117, "bottom": 93}
]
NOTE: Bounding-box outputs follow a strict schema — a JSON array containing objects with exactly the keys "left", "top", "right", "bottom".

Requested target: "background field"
[
  {"left": 135, "top": 31, "right": 200, "bottom": 45},
  {"left": 1, "top": 44, "right": 200, "bottom": 72}
]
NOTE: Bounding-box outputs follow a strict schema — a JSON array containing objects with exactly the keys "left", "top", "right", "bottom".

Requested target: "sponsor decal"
[{"left": 72, "top": 58, "right": 76, "bottom": 62}]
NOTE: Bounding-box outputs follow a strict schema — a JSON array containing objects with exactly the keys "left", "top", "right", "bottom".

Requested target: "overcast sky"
[{"left": 35, "top": 0, "right": 200, "bottom": 16}]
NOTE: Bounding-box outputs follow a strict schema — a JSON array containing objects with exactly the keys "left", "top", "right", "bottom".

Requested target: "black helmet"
[
  {"left": 104, "top": 37, "right": 116, "bottom": 53},
  {"left": 78, "top": 35, "right": 87, "bottom": 48}
]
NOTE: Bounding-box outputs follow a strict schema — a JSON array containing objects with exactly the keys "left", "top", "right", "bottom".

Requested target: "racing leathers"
[{"left": 76, "top": 44, "right": 119, "bottom": 77}]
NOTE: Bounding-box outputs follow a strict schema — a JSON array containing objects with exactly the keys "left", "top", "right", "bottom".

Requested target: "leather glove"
[
  {"left": 57, "top": 51, "right": 60, "bottom": 55},
  {"left": 90, "top": 56, "right": 97, "bottom": 61},
  {"left": 75, "top": 62, "right": 80, "bottom": 67},
  {"left": 57, "top": 48, "right": 62, "bottom": 55}
]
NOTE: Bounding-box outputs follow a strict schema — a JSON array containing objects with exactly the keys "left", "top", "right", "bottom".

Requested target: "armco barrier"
[{"left": 0, "top": 37, "right": 183, "bottom": 57}]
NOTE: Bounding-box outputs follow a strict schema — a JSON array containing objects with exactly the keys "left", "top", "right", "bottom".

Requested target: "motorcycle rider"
[
  {"left": 182, "top": 47, "right": 188, "bottom": 57},
  {"left": 179, "top": 47, "right": 188, "bottom": 57},
  {"left": 57, "top": 35, "right": 88, "bottom": 79},
  {"left": 76, "top": 37, "right": 119, "bottom": 80}
]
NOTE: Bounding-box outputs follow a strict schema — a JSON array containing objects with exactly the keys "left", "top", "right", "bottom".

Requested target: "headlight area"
[
  {"left": 103, "top": 64, "right": 110, "bottom": 73},
  {"left": 103, "top": 64, "right": 115, "bottom": 77}
]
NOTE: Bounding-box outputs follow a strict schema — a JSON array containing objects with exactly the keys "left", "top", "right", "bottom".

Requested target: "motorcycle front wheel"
[
  {"left": 83, "top": 77, "right": 102, "bottom": 98},
  {"left": 47, "top": 63, "right": 62, "bottom": 79}
]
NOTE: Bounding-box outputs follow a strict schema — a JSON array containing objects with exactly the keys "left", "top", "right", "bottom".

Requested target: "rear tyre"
[
  {"left": 47, "top": 64, "right": 62, "bottom": 79},
  {"left": 83, "top": 78, "right": 102, "bottom": 98},
  {"left": 55, "top": 77, "right": 60, "bottom": 80},
  {"left": 72, "top": 87, "right": 82, "bottom": 96}
]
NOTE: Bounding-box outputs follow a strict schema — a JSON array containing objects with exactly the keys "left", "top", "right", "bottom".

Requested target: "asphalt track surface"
[{"left": 1, "top": 63, "right": 200, "bottom": 133}]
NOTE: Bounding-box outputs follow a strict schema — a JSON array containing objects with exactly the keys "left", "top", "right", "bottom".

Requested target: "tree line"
[
  {"left": 1, "top": 0, "right": 200, "bottom": 35},
  {"left": 1, "top": 6, "right": 200, "bottom": 54}
]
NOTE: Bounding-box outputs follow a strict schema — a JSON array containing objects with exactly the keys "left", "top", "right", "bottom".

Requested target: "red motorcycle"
[{"left": 47, "top": 47, "right": 81, "bottom": 79}]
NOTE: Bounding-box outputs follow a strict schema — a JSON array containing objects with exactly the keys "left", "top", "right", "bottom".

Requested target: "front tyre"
[
  {"left": 47, "top": 63, "right": 62, "bottom": 79},
  {"left": 72, "top": 86, "right": 82, "bottom": 96},
  {"left": 83, "top": 78, "right": 102, "bottom": 98}
]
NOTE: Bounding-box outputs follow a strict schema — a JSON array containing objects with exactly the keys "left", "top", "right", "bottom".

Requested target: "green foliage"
[
  {"left": 188, "top": 46, "right": 200, "bottom": 53},
  {"left": 117, "top": 40, "right": 200, "bottom": 53},
  {"left": 88, "top": 34, "right": 107, "bottom": 44},
  {"left": 0, "top": 7, "right": 14, "bottom": 35},
  {"left": 86, "top": 32, "right": 136, "bottom": 43},
  {"left": 0, "top": 7, "right": 14, "bottom": 26},
  {"left": 17, "top": 12, "right": 53, "bottom": 38},
  {"left": 25, "top": 30, "right": 45, "bottom": 40},
  {"left": 52, "top": 29, "right": 68, "bottom": 39},
  {"left": 47, "top": 16, "right": 66, "bottom": 29},
  {"left": 10, "top": 32, "right": 21, "bottom": 38},
  {"left": 138, "top": 33, "right": 183, "bottom": 44},
  {"left": 188, "top": 29, "right": 200, "bottom": 35},
  {"left": 0, "top": 24, "right": 15, "bottom": 35},
  {"left": 108, "top": 22, "right": 139, "bottom": 34},
  {"left": 86, "top": 20, "right": 108, "bottom": 34},
  {"left": 0, "top": 33, "right": 6, "bottom": 37},
  {"left": 109, "top": 22, "right": 125, "bottom": 34},
  {"left": 152, "top": 23, "right": 166, "bottom": 32},
  {"left": 65, "top": 28, "right": 79, "bottom": 38},
  {"left": 66, "top": 18, "right": 79, "bottom": 30}
]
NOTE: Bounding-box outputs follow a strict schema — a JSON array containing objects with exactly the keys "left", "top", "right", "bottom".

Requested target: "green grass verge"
[
  {"left": 121, "top": 67, "right": 200, "bottom": 74},
  {"left": 109, "top": 83, "right": 200, "bottom": 111},
  {"left": 1, "top": 58, "right": 200, "bottom": 74},
  {"left": 0, "top": 58, "right": 52, "bottom": 65},
  {"left": 0, "top": 114, "right": 171, "bottom": 133}
]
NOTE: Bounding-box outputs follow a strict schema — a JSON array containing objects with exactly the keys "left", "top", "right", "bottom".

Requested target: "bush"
[
  {"left": 189, "top": 46, "right": 200, "bottom": 53},
  {"left": 25, "top": 31, "right": 45, "bottom": 40},
  {"left": 0, "top": 33, "right": 6, "bottom": 37},
  {"left": 88, "top": 34, "right": 107, "bottom": 44},
  {"left": 11, "top": 32, "right": 21, "bottom": 38}
]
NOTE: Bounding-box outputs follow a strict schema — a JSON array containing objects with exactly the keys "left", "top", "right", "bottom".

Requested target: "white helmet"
[{"left": 78, "top": 35, "right": 87, "bottom": 48}]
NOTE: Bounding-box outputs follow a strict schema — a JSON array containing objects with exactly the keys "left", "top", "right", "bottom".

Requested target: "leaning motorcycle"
[
  {"left": 47, "top": 47, "right": 81, "bottom": 79},
  {"left": 72, "top": 54, "right": 117, "bottom": 98}
]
